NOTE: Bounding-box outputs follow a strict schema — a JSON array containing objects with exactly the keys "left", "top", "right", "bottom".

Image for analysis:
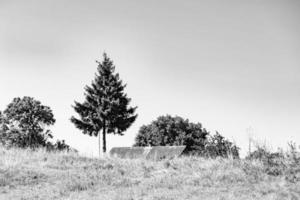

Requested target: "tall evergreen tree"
[{"left": 71, "top": 53, "right": 137, "bottom": 156}]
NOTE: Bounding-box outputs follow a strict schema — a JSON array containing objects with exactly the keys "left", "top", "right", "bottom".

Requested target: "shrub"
[
  {"left": 246, "top": 141, "right": 300, "bottom": 181},
  {"left": 202, "top": 132, "right": 239, "bottom": 159},
  {"left": 134, "top": 115, "right": 209, "bottom": 153},
  {"left": 46, "top": 140, "right": 76, "bottom": 152},
  {"left": 134, "top": 115, "right": 240, "bottom": 158}
]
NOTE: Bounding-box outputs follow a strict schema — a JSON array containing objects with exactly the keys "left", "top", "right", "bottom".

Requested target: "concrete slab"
[{"left": 109, "top": 146, "right": 186, "bottom": 160}]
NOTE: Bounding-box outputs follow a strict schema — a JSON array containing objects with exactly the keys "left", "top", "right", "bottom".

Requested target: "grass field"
[{"left": 0, "top": 147, "right": 299, "bottom": 200}]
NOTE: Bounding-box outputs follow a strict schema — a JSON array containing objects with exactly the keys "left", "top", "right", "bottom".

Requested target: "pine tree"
[{"left": 71, "top": 53, "right": 137, "bottom": 156}]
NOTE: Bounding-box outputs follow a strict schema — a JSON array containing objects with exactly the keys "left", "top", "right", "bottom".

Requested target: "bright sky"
[{"left": 0, "top": 0, "right": 299, "bottom": 157}]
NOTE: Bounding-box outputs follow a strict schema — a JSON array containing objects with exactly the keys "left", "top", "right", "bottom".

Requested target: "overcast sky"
[{"left": 0, "top": 0, "right": 299, "bottom": 156}]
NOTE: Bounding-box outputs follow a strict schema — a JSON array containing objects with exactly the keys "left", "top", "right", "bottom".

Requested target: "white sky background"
[{"left": 0, "top": 0, "right": 299, "bottom": 157}]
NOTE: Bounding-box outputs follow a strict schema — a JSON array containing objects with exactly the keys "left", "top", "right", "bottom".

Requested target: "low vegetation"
[{"left": 0, "top": 146, "right": 299, "bottom": 200}]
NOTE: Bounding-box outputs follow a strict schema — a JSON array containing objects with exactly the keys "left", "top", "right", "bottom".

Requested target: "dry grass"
[{"left": 0, "top": 147, "right": 299, "bottom": 200}]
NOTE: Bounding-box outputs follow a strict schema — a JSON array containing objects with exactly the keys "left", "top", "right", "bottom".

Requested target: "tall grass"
[{"left": 0, "top": 146, "right": 299, "bottom": 200}]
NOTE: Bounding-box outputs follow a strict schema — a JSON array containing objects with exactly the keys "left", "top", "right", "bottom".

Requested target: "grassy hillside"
[{"left": 0, "top": 147, "right": 299, "bottom": 200}]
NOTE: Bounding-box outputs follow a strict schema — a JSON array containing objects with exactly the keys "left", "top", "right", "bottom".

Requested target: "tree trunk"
[
  {"left": 98, "top": 131, "right": 101, "bottom": 157},
  {"left": 102, "top": 126, "right": 106, "bottom": 153}
]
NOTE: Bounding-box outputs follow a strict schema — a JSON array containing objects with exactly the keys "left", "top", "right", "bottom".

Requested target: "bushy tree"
[
  {"left": 134, "top": 115, "right": 209, "bottom": 154},
  {"left": 0, "top": 97, "right": 55, "bottom": 148},
  {"left": 0, "top": 96, "right": 72, "bottom": 151},
  {"left": 134, "top": 115, "right": 240, "bottom": 158},
  {"left": 71, "top": 53, "right": 137, "bottom": 156}
]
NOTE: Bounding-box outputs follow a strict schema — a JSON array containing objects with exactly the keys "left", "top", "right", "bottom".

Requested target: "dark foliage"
[
  {"left": 0, "top": 97, "right": 55, "bottom": 148},
  {"left": 134, "top": 115, "right": 209, "bottom": 154},
  {"left": 0, "top": 97, "right": 72, "bottom": 151},
  {"left": 203, "top": 132, "right": 240, "bottom": 158},
  {"left": 134, "top": 115, "right": 239, "bottom": 158},
  {"left": 71, "top": 53, "right": 137, "bottom": 153},
  {"left": 46, "top": 140, "right": 76, "bottom": 152},
  {"left": 246, "top": 143, "right": 300, "bottom": 181}
]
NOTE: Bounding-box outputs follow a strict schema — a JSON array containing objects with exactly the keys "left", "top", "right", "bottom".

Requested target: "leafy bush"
[
  {"left": 134, "top": 115, "right": 209, "bottom": 154},
  {"left": 134, "top": 115, "right": 240, "bottom": 158},
  {"left": 246, "top": 144, "right": 286, "bottom": 176},
  {"left": 46, "top": 140, "right": 76, "bottom": 152},
  {"left": 203, "top": 132, "right": 239, "bottom": 159},
  {"left": 246, "top": 142, "right": 300, "bottom": 181}
]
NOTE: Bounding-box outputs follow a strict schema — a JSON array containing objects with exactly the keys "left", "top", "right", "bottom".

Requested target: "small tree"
[
  {"left": 71, "top": 53, "right": 137, "bottom": 156},
  {"left": 134, "top": 115, "right": 209, "bottom": 154},
  {"left": 0, "top": 97, "right": 55, "bottom": 148},
  {"left": 134, "top": 115, "right": 240, "bottom": 158}
]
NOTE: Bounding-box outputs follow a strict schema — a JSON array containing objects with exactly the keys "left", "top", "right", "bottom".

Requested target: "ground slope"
[{"left": 0, "top": 147, "right": 299, "bottom": 200}]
